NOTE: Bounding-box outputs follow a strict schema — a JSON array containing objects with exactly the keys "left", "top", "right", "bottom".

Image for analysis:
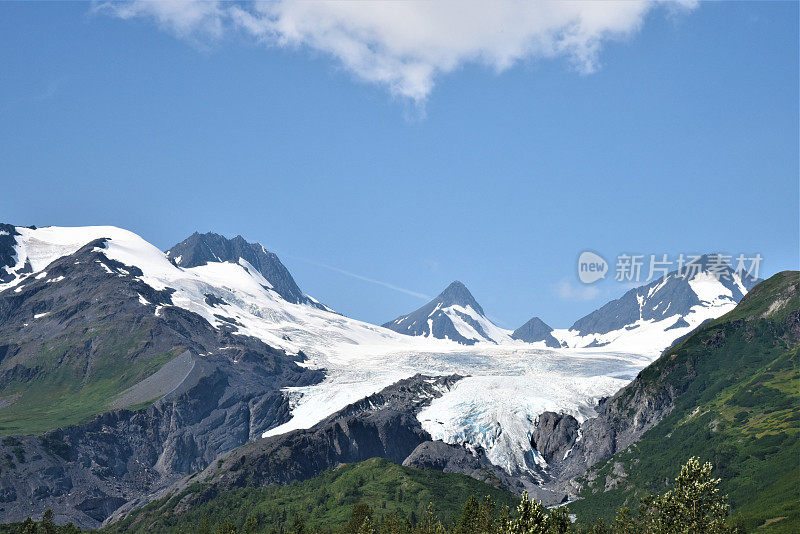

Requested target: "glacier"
[{"left": 0, "top": 225, "right": 748, "bottom": 477}]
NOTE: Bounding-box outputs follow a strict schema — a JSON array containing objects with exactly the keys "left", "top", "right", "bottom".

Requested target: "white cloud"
[
  {"left": 96, "top": 0, "right": 696, "bottom": 102},
  {"left": 97, "top": 0, "right": 226, "bottom": 39},
  {"left": 554, "top": 278, "right": 601, "bottom": 301}
]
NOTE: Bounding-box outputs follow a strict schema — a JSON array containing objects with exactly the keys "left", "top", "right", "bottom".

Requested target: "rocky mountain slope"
[
  {"left": 532, "top": 271, "right": 799, "bottom": 531},
  {"left": 382, "top": 281, "right": 511, "bottom": 345},
  {"left": 0, "top": 228, "right": 324, "bottom": 527},
  {"left": 107, "top": 374, "right": 524, "bottom": 525},
  {"left": 511, "top": 316, "right": 562, "bottom": 348},
  {"left": 105, "top": 272, "right": 797, "bottom": 532},
  {"left": 106, "top": 457, "right": 519, "bottom": 534},
  {"left": 0, "top": 223, "right": 780, "bottom": 529},
  {"left": 553, "top": 254, "right": 760, "bottom": 353}
]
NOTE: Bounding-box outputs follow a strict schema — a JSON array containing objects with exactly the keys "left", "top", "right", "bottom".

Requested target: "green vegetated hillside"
[
  {"left": 105, "top": 458, "right": 520, "bottom": 533},
  {"left": 569, "top": 271, "right": 800, "bottom": 533},
  {"left": 0, "top": 319, "right": 182, "bottom": 436}
]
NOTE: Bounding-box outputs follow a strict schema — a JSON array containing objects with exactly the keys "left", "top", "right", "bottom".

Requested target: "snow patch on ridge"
[{"left": 552, "top": 270, "right": 748, "bottom": 355}]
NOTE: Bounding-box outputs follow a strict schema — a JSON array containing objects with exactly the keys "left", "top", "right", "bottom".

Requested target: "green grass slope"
[
  {"left": 105, "top": 458, "right": 520, "bottom": 534},
  {"left": 569, "top": 271, "right": 800, "bottom": 533},
  {"left": 0, "top": 321, "right": 182, "bottom": 436}
]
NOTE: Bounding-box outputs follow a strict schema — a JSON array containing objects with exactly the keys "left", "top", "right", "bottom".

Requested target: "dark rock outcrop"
[
  {"left": 511, "top": 317, "right": 562, "bottom": 348},
  {"left": 0, "top": 224, "right": 21, "bottom": 284},
  {"left": 403, "top": 441, "right": 524, "bottom": 492},
  {"left": 109, "top": 374, "right": 473, "bottom": 523},
  {"left": 530, "top": 411, "right": 580, "bottom": 464}
]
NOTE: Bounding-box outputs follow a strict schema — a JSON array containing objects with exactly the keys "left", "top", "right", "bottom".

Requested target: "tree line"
[{"left": 3, "top": 458, "right": 744, "bottom": 534}]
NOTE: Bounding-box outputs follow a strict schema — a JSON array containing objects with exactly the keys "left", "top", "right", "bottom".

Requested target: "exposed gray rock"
[
  {"left": 166, "top": 232, "right": 329, "bottom": 310},
  {"left": 108, "top": 374, "right": 468, "bottom": 523},
  {"left": 0, "top": 239, "right": 322, "bottom": 528},
  {"left": 530, "top": 411, "right": 580, "bottom": 464},
  {"left": 108, "top": 349, "right": 195, "bottom": 410},
  {"left": 0, "top": 224, "right": 21, "bottom": 284},
  {"left": 511, "top": 317, "right": 562, "bottom": 348},
  {"left": 403, "top": 441, "right": 524, "bottom": 492},
  {"left": 529, "top": 364, "right": 682, "bottom": 502},
  {"left": 202, "top": 374, "right": 463, "bottom": 489}
]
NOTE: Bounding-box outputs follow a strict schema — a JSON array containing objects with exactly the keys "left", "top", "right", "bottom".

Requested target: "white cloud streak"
[
  {"left": 95, "top": 0, "right": 696, "bottom": 102},
  {"left": 281, "top": 253, "right": 431, "bottom": 300},
  {"left": 313, "top": 262, "right": 432, "bottom": 300}
]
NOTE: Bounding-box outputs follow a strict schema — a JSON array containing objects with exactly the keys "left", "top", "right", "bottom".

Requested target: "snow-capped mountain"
[
  {"left": 553, "top": 254, "right": 760, "bottom": 354},
  {"left": 166, "top": 232, "right": 331, "bottom": 311},
  {"left": 0, "top": 224, "right": 763, "bottom": 519},
  {"left": 382, "top": 280, "right": 511, "bottom": 345},
  {"left": 0, "top": 224, "right": 410, "bottom": 357},
  {"left": 511, "top": 316, "right": 562, "bottom": 348}
]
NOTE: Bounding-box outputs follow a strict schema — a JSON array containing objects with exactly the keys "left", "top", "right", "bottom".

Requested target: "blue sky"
[{"left": 1, "top": 1, "right": 797, "bottom": 328}]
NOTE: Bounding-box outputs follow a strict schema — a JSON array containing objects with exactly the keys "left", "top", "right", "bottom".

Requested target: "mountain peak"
[
  {"left": 436, "top": 280, "right": 484, "bottom": 314},
  {"left": 166, "top": 231, "right": 325, "bottom": 308},
  {"left": 563, "top": 252, "right": 761, "bottom": 350},
  {"left": 511, "top": 316, "right": 561, "bottom": 348},
  {"left": 382, "top": 280, "right": 505, "bottom": 345}
]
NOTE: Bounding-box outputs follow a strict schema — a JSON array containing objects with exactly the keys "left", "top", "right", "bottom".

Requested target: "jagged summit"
[
  {"left": 434, "top": 280, "right": 485, "bottom": 315},
  {"left": 554, "top": 252, "right": 761, "bottom": 351},
  {"left": 382, "top": 280, "right": 508, "bottom": 345},
  {"left": 167, "top": 231, "right": 326, "bottom": 309},
  {"left": 511, "top": 316, "right": 562, "bottom": 348}
]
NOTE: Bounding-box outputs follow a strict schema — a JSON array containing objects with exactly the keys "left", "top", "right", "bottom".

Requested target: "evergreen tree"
[
  {"left": 357, "top": 516, "right": 376, "bottom": 534},
  {"left": 21, "top": 518, "right": 36, "bottom": 534},
  {"left": 243, "top": 515, "right": 260, "bottom": 534},
  {"left": 640, "top": 457, "right": 730, "bottom": 534},
  {"left": 415, "top": 503, "right": 446, "bottom": 534},
  {"left": 347, "top": 503, "right": 374, "bottom": 534},
  {"left": 507, "top": 491, "right": 549, "bottom": 534},
  {"left": 456, "top": 495, "right": 481, "bottom": 534},
  {"left": 215, "top": 520, "right": 238, "bottom": 534},
  {"left": 41, "top": 509, "right": 57, "bottom": 534}
]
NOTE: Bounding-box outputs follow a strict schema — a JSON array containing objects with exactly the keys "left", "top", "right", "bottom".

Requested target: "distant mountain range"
[
  {"left": 0, "top": 223, "right": 786, "bottom": 529},
  {"left": 511, "top": 316, "right": 562, "bottom": 348},
  {"left": 382, "top": 254, "right": 759, "bottom": 354},
  {"left": 555, "top": 254, "right": 760, "bottom": 351}
]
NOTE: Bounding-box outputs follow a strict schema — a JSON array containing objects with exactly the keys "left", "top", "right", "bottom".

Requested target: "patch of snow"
[
  {"left": 732, "top": 272, "right": 748, "bottom": 297},
  {"left": 95, "top": 260, "right": 114, "bottom": 274},
  {"left": 441, "top": 304, "right": 513, "bottom": 344},
  {"left": 551, "top": 298, "right": 736, "bottom": 356},
  {"left": 689, "top": 271, "right": 734, "bottom": 303}
]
